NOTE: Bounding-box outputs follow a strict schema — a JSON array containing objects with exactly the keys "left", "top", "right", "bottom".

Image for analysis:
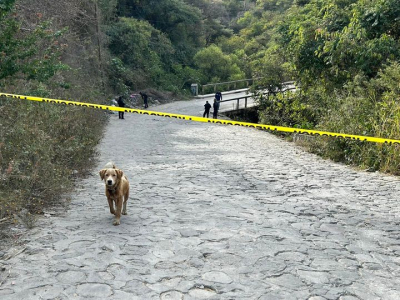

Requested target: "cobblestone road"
[{"left": 1, "top": 98, "right": 400, "bottom": 300}]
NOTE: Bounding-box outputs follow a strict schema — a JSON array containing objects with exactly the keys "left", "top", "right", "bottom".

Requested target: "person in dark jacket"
[
  {"left": 117, "top": 96, "right": 125, "bottom": 119},
  {"left": 215, "top": 91, "right": 221, "bottom": 112},
  {"left": 215, "top": 91, "right": 222, "bottom": 102},
  {"left": 213, "top": 98, "right": 219, "bottom": 119},
  {"left": 140, "top": 92, "right": 148, "bottom": 108},
  {"left": 203, "top": 101, "right": 212, "bottom": 118}
]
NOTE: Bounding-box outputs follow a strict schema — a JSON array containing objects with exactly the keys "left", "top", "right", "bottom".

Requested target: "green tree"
[
  {"left": 106, "top": 17, "right": 174, "bottom": 89},
  {"left": 278, "top": 0, "right": 399, "bottom": 87},
  {"left": 252, "top": 52, "right": 287, "bottom": 95},
  {"left": 117, "top": 0, "right": 204, "bottom": 65},
  {"left": 355, "top": 0, "right": 400, "bottom": 39},
  {"left": 193, "top": 44, "right": 245, "bottom": 83}
]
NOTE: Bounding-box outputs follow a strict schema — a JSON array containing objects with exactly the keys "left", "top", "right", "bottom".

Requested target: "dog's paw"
[
  {"left": 113, "top": 219, "right": 121, "bottom": 226},
  {"left": 122, "top": 211, "right": 127, "bottom": 215}
]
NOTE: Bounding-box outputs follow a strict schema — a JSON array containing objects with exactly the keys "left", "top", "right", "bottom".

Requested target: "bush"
[
  {"left": 0, "top": 1, "right": 108, "bottom": 225},
  {"left": 308, "top": 62, "right": 400, "bottom": 173},
  {"left": 0, "top": 97, "right": 105, "bottom": 220}
]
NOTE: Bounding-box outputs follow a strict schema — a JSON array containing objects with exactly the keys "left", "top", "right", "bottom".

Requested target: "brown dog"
[{"left": 99, "top": 162, "right": 130, "bottom": 225}]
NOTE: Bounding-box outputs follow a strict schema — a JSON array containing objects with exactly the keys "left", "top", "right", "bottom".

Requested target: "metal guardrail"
[
  {"left": 219, "top": 95, "right": 252, "bottom": 111},
  {"left": 219, "top": 82, "right": 296, "bottom": 111},
  {"left": 201, "top": 78, "right": 263, "bottom": 95}
]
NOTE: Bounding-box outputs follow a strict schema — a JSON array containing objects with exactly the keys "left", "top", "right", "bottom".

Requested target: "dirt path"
[{"left": 0, "top": 97, "right": 399, "bottom": 299}]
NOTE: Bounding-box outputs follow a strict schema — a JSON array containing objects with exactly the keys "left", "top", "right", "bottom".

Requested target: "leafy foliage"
[
  {"left": 117, "top": 0, "right": 204, "bottom": 65},
  {"left": 102, "top": 0, "right": 252, "bottom": 93},
  {"left": 106, "top": 17, "right": 175, "bottom": 91},
  {"left": 0, "top": 0, "right": 15, "bottom": 17},
  {"left": 0, "top": 13, "right": 69, "bottom": 86},
  {"left": 229, "top": 0, "right": 400, "bottom": 172},
  {"left": 194, "top": 44, "right": 245, "bottom": 83}
]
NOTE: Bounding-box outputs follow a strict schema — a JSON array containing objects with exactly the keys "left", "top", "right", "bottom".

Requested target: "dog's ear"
[
  {"left": 99, "top": 169, "right": 106, "bottom": 180},
  {"left": 116, "top": 169, "right": 124, "bottom": 179}
]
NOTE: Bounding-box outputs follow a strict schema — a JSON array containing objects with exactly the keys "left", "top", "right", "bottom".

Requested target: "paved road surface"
[{"left": 0, "top": 97, "right": 399, "bottom": 299}]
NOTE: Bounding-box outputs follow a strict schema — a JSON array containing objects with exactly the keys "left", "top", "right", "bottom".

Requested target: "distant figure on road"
[
  {"left": 140, "top": 92, "right": 148, "bottom": 108},
  {"left": 214, "top": 91, "right": 221, "bottom": 113},
  {"left": 117, "top": 96, "right": 125, "bottom": 119},
  {"left": 215, "top": 91, "right": 222, "bottom": 102},
  {"left": 203, "top": 101, "right": 212, "bottom": 118},
  {"left": 213, "top": 98, "right": 219, "bottom": 119}
]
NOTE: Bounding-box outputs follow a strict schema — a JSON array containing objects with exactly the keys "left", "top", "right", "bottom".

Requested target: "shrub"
[
  {"left": 0, "top": 1, "right": 106, "bottom": 227},
  {"left": 0, "top": 97, "right": 105, "bottom": 220},
  {"left": 308, "top": 62, "right": 400, "bottom": 173}
]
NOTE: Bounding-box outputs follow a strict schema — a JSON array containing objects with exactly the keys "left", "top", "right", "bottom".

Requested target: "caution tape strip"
[{"left": 1, "top": 92, "right": 400, "bottom": 145}]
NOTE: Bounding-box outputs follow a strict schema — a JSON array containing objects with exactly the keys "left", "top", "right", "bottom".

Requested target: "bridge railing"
[
  {"left": 200, "top": 78, "right": 262, "bottom": 95},
  {"left": 219, "top": 81, "right": 297, "bottom": 112}
]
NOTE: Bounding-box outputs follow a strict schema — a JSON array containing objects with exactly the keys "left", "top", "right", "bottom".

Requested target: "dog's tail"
[{"left": 105, "top": 161, "right": 117, "bottom": 169}]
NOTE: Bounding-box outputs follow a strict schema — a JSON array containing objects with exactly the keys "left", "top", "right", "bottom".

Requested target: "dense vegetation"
[
  {"left": 1, "top": 0, "right": 400, "bottom": 230},
  {"left": 102, "top": 0, "right": 250, "bottom": 93},
  {"left": 231, "top": 0, "right": 400, "bottom": 173}
]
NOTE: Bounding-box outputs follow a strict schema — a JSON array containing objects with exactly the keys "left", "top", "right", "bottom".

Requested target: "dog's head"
[{"left": 99, "top": 168, "right": 124, "bottom": 189}]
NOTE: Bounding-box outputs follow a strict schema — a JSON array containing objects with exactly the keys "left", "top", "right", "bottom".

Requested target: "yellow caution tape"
[{"left": 1, "top": 92, "right": 400, "bottom": 145}]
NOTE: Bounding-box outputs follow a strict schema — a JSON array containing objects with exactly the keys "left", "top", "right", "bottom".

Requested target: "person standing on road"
[
  {"left": 215, "top": 91, "right": 222, "bottom": 102},
  {"left": 213, "top": 98, "right": 219, "bottom": 119},
  {"left": 215, "top": 91, "right": 222, "bottom": 114},
  {"left": 140, "top": 92, "right": 148, "bottom": 108},
  {"left": 203, "top": 101, "right": 212, "bottom": 118},
  {"left": 117, "top": 96, "right": 125, "bottom": 119}
]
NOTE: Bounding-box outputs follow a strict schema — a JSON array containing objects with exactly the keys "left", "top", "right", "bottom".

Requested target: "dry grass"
[{"left": 0, "top": 99, "right": 106, "bottom": 224}]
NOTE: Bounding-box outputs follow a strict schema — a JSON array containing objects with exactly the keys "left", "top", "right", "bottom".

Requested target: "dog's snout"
[{"left": 107, "top": 179, "right": 113, "bottom": 185}]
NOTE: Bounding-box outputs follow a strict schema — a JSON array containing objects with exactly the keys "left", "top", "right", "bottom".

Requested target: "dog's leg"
[
  {"left": 122, "top": 199, "right": 127, "bottom": 215},
  {"left": 107, "top": 197, "right": 115, "bottom": 215},
  {"left": 113, "top": 197, "right": 122, "bottom": 226},
  {"left": 122, "top": 190, "right": 129, "bottom": 215}
]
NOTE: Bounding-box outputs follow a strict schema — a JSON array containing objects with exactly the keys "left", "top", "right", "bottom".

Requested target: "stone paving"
[{"left": 1, "top": 97, "right": 400, "bottom": 300}]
